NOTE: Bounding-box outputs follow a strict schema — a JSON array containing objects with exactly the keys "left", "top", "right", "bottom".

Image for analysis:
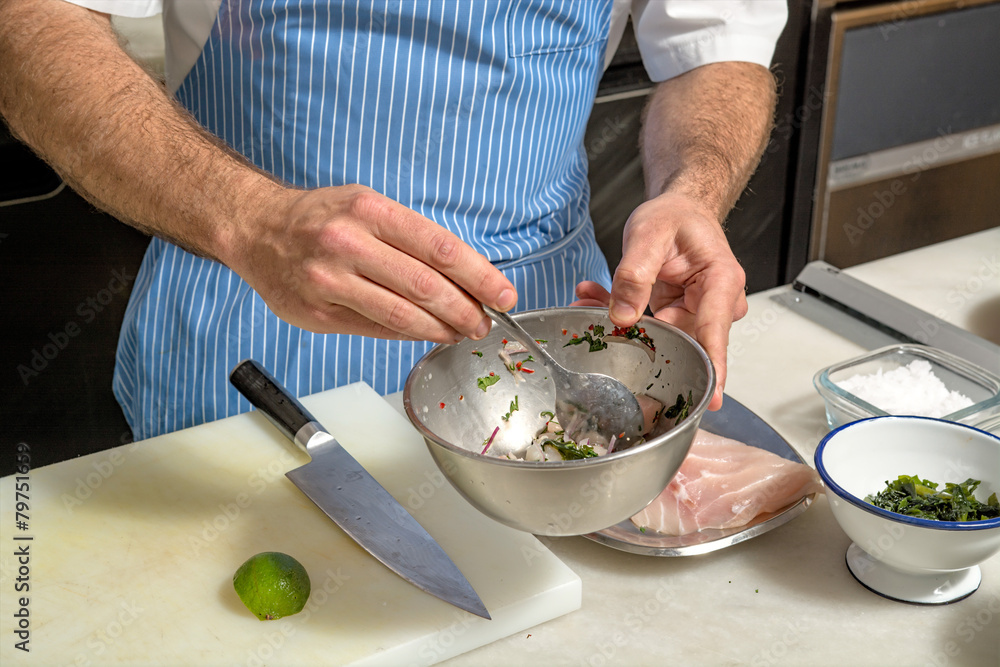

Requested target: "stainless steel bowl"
[{"left": 403, "top": 307, "right": 715, "bottom": 536}]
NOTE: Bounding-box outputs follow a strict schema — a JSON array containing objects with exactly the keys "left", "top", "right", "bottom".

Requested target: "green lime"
[{"left": 232, "top": 552, "right": 311, "bottom": 621}]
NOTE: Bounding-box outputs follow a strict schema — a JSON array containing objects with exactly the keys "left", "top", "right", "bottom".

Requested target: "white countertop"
[
  {"left": 432, "top": 228, "right": 1000, "bottom": 666},
  {"left": 3, "top": 229, "right": 993, "bottom": 665}
]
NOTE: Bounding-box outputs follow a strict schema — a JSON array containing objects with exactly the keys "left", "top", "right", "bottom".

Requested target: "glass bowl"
[{"left": 813, "top": 344, "right": 1000, "bottom": 433}]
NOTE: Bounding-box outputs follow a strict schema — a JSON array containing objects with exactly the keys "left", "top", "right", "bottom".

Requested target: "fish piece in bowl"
[{"left": 484, "top": 393, "right": 694, "bottom": 462}]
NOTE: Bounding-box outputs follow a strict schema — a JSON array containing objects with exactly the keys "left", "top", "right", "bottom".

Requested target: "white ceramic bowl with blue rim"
[{"left": 815, "top": 415, "right": 1000, "bottom": 605}]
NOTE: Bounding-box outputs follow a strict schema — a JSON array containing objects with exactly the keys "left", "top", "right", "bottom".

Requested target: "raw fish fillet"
[{"left": 631, "top": 429, "right": 823, "bottom": 536}]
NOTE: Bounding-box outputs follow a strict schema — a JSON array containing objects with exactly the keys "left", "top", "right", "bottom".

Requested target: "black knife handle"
[{"left": 229, "top": 359, "right": 317, "bottom": 443}]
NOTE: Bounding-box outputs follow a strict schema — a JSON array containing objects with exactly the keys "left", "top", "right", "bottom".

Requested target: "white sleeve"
[
  {"left": 631, "top": 0, "right": 788, "bottom": 82},
  {"left": 59, "top": 0, "right": 162, "bottom": 18}
]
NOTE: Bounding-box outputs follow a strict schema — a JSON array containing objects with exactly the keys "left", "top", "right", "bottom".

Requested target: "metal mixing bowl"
[{"left": 403, "top": 307, "right": 715, "bottom": 536}]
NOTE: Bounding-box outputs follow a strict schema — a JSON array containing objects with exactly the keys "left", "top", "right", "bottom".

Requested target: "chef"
[{"left": 0, "top": 0, "right": 787, "bottom": 441}]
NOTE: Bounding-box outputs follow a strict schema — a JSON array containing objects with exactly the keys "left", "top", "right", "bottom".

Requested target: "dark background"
[{"left": 1, "top": 133, "right": 150, "bottom": 474}]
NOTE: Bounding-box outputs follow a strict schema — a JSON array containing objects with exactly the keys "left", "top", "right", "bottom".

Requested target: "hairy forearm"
[
  {"left": 0, "top": 0, "right": 283, "bottom": 263},
  {"left": 640, "top": 61, "right": 777, "bottom": 222},
  {"left": 0, "top": 0, "right": 516, "bottom": 345}
]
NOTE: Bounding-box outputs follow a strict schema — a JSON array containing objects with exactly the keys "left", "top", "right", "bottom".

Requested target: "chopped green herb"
[
  {"left": 471, "top": 350, "right": 483, "bottom": 357},
  {"left": 502, "top": 395, "right": 520, "bottom": 422},
  {"left": 540, "top": 410, "right": 555, "bottom": 419},
  {"left": 639, "top": 526, "right": 647, "bottom": 533},
  {"left": 662, "top": 391, "right": 693, "bottom": 425},
  {"left": 610, "top": 324, "right": 656, "bottom": 352},
  {"left": 563, "top": 325, "right": 608, "bottom": 352},
  {"left": 646, "top": 383, "right": 654, "bottom": 391},
  {"left": 541, "top": 437, "right": 599, "bottom": 460},
  {"left": 865, "top": 475, "right": 999, "bottom": 522},
  {"left": 477, "top": 374, "right": 501, "bottom": 392}
]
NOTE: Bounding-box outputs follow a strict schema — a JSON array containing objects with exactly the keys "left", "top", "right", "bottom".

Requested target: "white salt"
[{"left": 837, "top": 359, "right": 974, "bottom": 418}]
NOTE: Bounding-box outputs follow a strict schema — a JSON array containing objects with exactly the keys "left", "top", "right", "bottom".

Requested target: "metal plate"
[{"left": 581, "top": 394, "right": 816, "bottom": 556}]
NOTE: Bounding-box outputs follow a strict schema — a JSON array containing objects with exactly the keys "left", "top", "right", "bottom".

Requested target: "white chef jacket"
[{"left": 68, "top": 1, "right": 788, "bottom": 91}]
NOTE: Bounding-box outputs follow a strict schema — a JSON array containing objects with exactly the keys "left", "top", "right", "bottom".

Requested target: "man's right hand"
[
  {"left": 227, "top": 184, "right": 518, "bottom": 344},
  {"left": 0, "top": 0, "right": 516, "bottom": 346}
]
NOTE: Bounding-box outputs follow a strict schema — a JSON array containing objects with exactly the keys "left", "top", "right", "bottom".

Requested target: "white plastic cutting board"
[{"left": 0, "top": 383, "right": 580, "bottom": 666}]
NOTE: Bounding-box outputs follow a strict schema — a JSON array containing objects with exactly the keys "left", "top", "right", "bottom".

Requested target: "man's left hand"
[{"left": 573, "top": 191, "right": 748, "bottom": 411}]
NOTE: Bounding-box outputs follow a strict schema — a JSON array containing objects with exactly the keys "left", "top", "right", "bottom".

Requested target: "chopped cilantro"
[
  {"left": 502, "top": 395, "right": 520, "bottom": 422},
  {"left": 563, "top": 324, "right": 607, "bottom": 352},
  {"left": 541, "top": 437, "right": 599, "bottom": 460},
  {"left": 662, "top": 391, "right": 694, "bottom": 424},
  {"left": 865, "top": 475, "right": 999, "bottom": 521},
  {"left": 477, "top": 374, "right": 501, "bottom": 392},
  {"left": 561, "top": 322, "right": 657, "bottom": 354},
  {"left": 610, "top": 324, "right": 656, "bottom": 352}
]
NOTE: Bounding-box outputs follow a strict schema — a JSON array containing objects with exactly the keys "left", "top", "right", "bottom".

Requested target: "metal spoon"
[{"left": 482, "top": 305, "right": 645, "bottom": 442}]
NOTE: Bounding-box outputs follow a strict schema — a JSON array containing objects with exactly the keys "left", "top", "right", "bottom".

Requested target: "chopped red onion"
[{"left": 481, "top": 426, "right": 500, "bottom": 455}]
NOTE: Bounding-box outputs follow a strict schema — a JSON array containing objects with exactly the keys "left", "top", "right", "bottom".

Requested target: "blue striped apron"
[{"left": 114, "top": 0, "right": 615, "bottom": 440}]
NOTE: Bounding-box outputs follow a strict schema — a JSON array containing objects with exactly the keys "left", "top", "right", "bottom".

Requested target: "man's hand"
[
  {"left": 0, "top": 0, "right": 516, "bottom": 345},
  {"left": 574, "top": 192, "right": 748, "bottom": 410},
  {"left": 229, "top": 184, "right": 516, "bottom": 344},
  {"left": 577, "top": 61, "right": 776, "bottom": 409}
]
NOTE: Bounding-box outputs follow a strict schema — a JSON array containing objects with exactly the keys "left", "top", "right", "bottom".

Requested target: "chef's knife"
[{"left": 230, "top": 359, "right": 491, "bottom": 620}]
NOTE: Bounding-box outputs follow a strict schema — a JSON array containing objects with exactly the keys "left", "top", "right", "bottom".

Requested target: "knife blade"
[{"left": 229, "top": 359, "right": 491, "bottom": 620}]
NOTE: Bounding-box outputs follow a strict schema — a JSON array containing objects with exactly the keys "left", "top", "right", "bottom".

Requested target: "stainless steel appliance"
[{"left": 787, "top": 0, "right": 1000, "bottom": 275}]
